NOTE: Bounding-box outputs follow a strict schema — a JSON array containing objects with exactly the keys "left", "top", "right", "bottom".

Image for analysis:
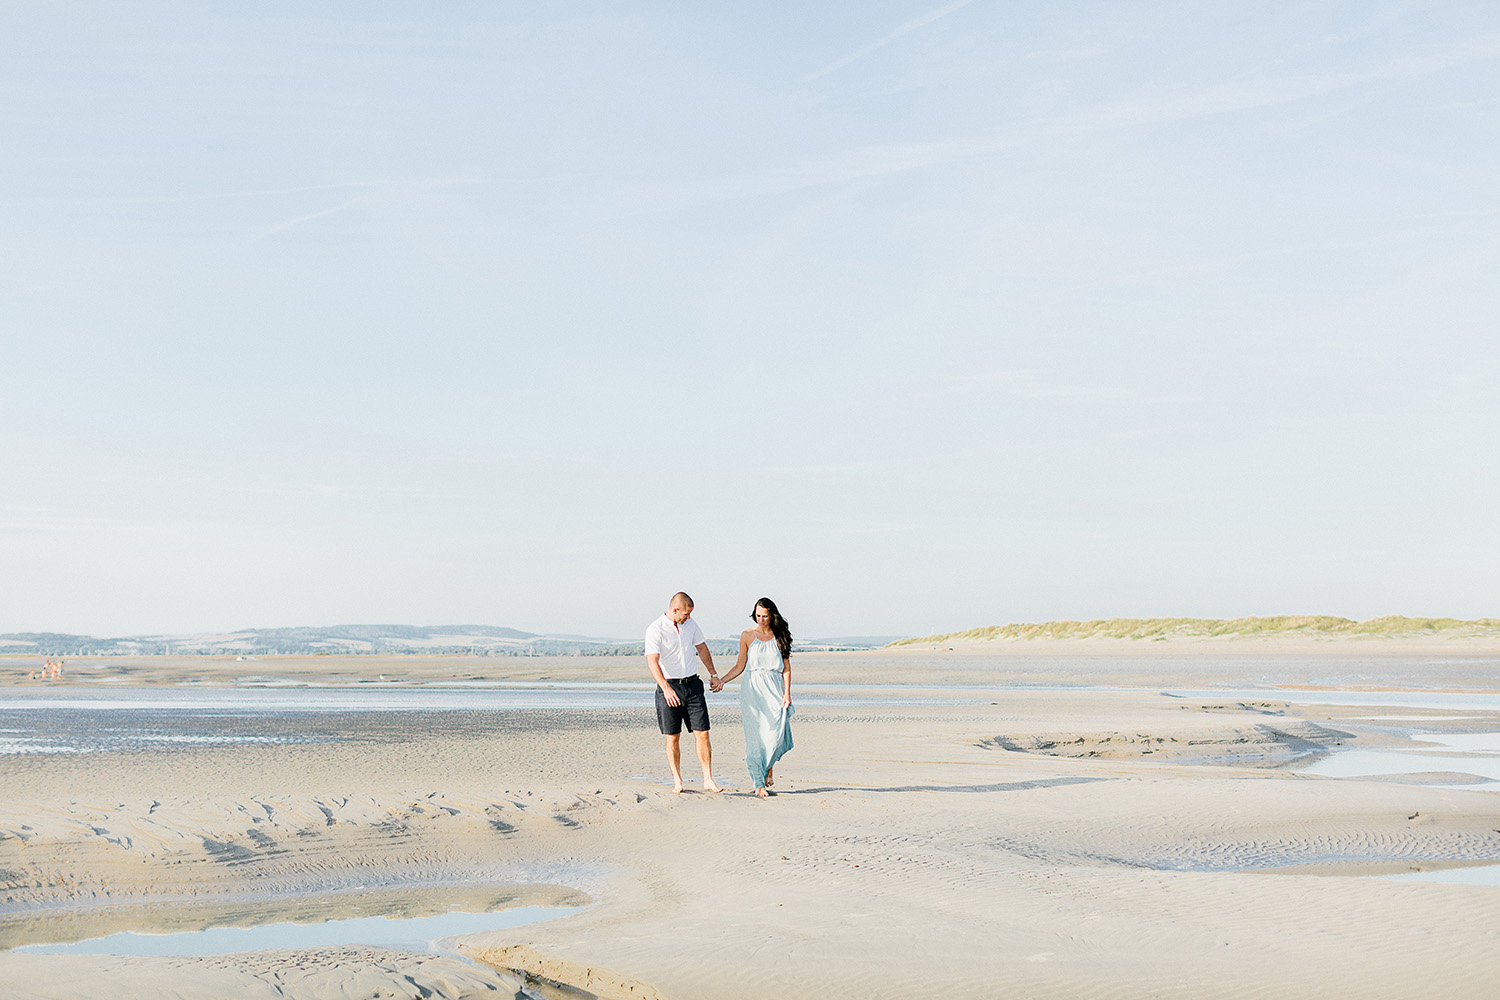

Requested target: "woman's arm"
[
  {"left": 781, "top": 656, "right": 792, "bottom": 707},
  {"left": 719, "top": 632, "right": 752, "bottom": 685}
]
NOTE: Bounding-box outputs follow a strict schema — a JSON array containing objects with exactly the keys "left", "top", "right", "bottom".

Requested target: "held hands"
[{"left": 709, "top": 674, "right": 724, "bottom": 693}]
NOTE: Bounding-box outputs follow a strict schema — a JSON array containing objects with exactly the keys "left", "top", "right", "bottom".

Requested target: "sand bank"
[{"left": 3, "top": 652, "right": 1500, "bottom": 998}]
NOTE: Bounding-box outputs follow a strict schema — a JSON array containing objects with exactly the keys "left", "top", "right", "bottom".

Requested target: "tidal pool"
[
  {"left": 1301, "top": 731, "right": 1500, "bottom": 788},
  {"left": 1383, "top": 864, "right": 1500, "bottom": 887},
  {"left": 7, "top": 884, "right": 586, "bottom": 956}
]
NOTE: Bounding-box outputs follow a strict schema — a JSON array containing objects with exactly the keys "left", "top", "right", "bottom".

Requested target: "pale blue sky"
[{"left": 3, "top": 2, "right": 1498, "bottom": 639}]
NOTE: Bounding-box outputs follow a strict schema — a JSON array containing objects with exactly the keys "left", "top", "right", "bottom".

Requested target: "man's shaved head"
[{"left": 670, "top": 592, "right": 694, "bottom": 609}]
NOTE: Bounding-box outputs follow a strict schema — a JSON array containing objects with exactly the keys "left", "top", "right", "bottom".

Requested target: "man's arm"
[
  {"left": 647, "top": 653, "right": 680, "bottom": 707},
  {"left": 696, "top": 642, "right": 721, "bottom": 692}
]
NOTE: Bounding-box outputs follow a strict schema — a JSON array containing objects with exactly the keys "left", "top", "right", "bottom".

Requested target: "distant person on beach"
[
  {"left": 716, "top": 598, "right": 795, "bottom": 797},
  {"left": 645, "top": 592, "right": 723, "bottom": 794}
]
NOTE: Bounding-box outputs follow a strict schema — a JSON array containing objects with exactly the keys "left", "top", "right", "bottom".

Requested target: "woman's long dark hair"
[{"left": 752, "top": 598, "right": 793, "bottom": 662}]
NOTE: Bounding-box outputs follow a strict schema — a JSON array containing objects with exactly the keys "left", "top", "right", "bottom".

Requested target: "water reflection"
[
  {"left": 1302, "top": 732, "right": 1500, "bottom": 787},
  {"left": 1384, "top": 864, "right": 1500, "bottom": 887},
  {"left": 5, "top": 883, "right": 587, "bottom": 955}
]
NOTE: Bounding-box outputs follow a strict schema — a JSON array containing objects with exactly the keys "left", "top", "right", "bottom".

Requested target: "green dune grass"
[{"left": 890, "top": 616, "right": 1500, "bottom": 646}]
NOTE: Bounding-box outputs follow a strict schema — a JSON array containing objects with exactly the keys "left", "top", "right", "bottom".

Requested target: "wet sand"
[{"left": 3, "top": 645, "right": 1500, "bottom": 998}]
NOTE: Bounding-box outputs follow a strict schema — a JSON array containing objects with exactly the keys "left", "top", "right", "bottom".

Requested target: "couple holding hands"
[{"left": 644, "top": 592, "right": 794, "bottom": 798}]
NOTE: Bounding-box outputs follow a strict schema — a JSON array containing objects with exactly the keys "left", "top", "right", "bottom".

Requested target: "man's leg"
[
  {"left": 665, "top": 734, "right": 684, "bottom": 794},
  {"left": 694, "top": 731, "right": 722, "bottom": 792}
]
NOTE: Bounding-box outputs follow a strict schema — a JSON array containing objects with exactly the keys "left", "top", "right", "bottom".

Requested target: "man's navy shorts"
[{"left": 655, "top": 675, "right": 711, "bottom": 735}]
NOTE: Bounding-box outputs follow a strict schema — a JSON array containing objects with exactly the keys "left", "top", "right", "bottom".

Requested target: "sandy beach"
[
  {"left": 4, "top": 643, "right": 1500, "bottom": 998},
  {"left": 9, "top": 0, "right": 1497, "bottom": 995}
]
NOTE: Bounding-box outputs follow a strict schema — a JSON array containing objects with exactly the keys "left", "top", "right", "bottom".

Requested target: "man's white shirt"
[{"left": 645, "top": 614, "right": 706, "bottom": 679}]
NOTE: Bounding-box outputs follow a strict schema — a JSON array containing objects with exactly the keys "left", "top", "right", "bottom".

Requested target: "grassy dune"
[{"left": 891, "top": 615, "right": 1500, "bottom": 646}]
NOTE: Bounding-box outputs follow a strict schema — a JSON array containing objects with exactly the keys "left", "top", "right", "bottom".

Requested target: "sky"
[{"left": 3, "top": 1, "right": 1498, "bottom": 640}]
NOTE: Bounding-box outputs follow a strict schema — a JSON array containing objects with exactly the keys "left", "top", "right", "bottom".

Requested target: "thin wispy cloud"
[
  {"left": 80, "top": 175, "right": 520, "bottom": 207},
  {"left": 691, "top": 31, "right": 1500, "bottom": 210},
  {"left": 954, "top": 371, "right": 1129, "bottom": 401},
  {"left": 252, "top": 197, "right": 365, "bottom": 241},
  {"left": 121, "top": 180, "right": 392, "bottom": 205},
  {"left": 1087, "top": 32, "right": 1500, "bottom": 128},
  {"left": 743, "top": 132, "right": 1005, "bottom": 190},
  {"left": 803, "top": 0, "right": 975, "bottom": 81},
  {"left": 656, "top": 132, "right": 1014, "bottom": 210},
  {"left": 0, "top": 514, "right": 123, "bottom": 534},
  {"left": 227, "top": 483, "right": 342, "bottom": 498}
]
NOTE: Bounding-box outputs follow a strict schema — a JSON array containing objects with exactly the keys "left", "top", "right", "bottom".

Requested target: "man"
[{"left": 645, "top": 592, "right": 723, "bottom": 794}]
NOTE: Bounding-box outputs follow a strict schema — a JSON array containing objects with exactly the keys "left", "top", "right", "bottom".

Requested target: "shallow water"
[
  {"left": 7, "top": 883, "right": 585, "bottom": 957},
  {"left": 0, "top": 684, "right": 981, "bottom": 754},
  {"left": 1382, "top": 864, "right": 1500, "bottom": 887},
  {"left": 14, "top": 904, "right": 580, "bottom": 956},
  {"left": 1162, "top": 689, "right": 1500, "bottom": 712},
  {"left": 7, "top": 682, "right": 1500, "bottom": 756},
  {"left": 0, "top": 682, "right": 985, "bottom": 712},
  {"left": 5, "top": 681, "right": 1498, "bottom": 715},
  {"left": 1301, "top": 731, "right": 1500, "bottom": 787}
]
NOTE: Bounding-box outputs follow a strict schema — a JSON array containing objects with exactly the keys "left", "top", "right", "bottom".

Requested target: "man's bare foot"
[
  {"left": 754, "top": 786, "right": 770, "bottom": 798},
  {"left": 703, "top": 780, "right": 723, "bottom": 793},
  {"left": 672, "top": 779, "right": 685, "bottom": 794}
]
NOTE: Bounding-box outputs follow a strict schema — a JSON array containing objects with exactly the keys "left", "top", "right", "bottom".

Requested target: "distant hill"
[
  {"left": 891, "top": 615, "right": 1500, "bottom": 646},
  {"left": 799, "top": 635, "right": 910, "bottom": 651},
  {"left": 0, "top": 625, "right": 910, "bottom": 658},
  {"left": 0, "top": 624, "right": 647, "bottom": 657}
]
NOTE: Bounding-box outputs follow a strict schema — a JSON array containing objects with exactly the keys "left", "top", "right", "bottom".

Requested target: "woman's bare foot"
[
  {"left": 765, "top": 767, "right": 775, "bottom": 788},
  {"left": 754, "top": 786, "right": 770, "bottom": 798}
]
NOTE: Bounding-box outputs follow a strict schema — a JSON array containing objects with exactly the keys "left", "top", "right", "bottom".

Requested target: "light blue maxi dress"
[{"left": 741, "top": 637, "right": 794, "bottom": 788}]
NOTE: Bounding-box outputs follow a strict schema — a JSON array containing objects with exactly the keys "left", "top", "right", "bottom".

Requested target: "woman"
[{"left": 718, "top": 597, "right": 794, "bottom": 797}]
